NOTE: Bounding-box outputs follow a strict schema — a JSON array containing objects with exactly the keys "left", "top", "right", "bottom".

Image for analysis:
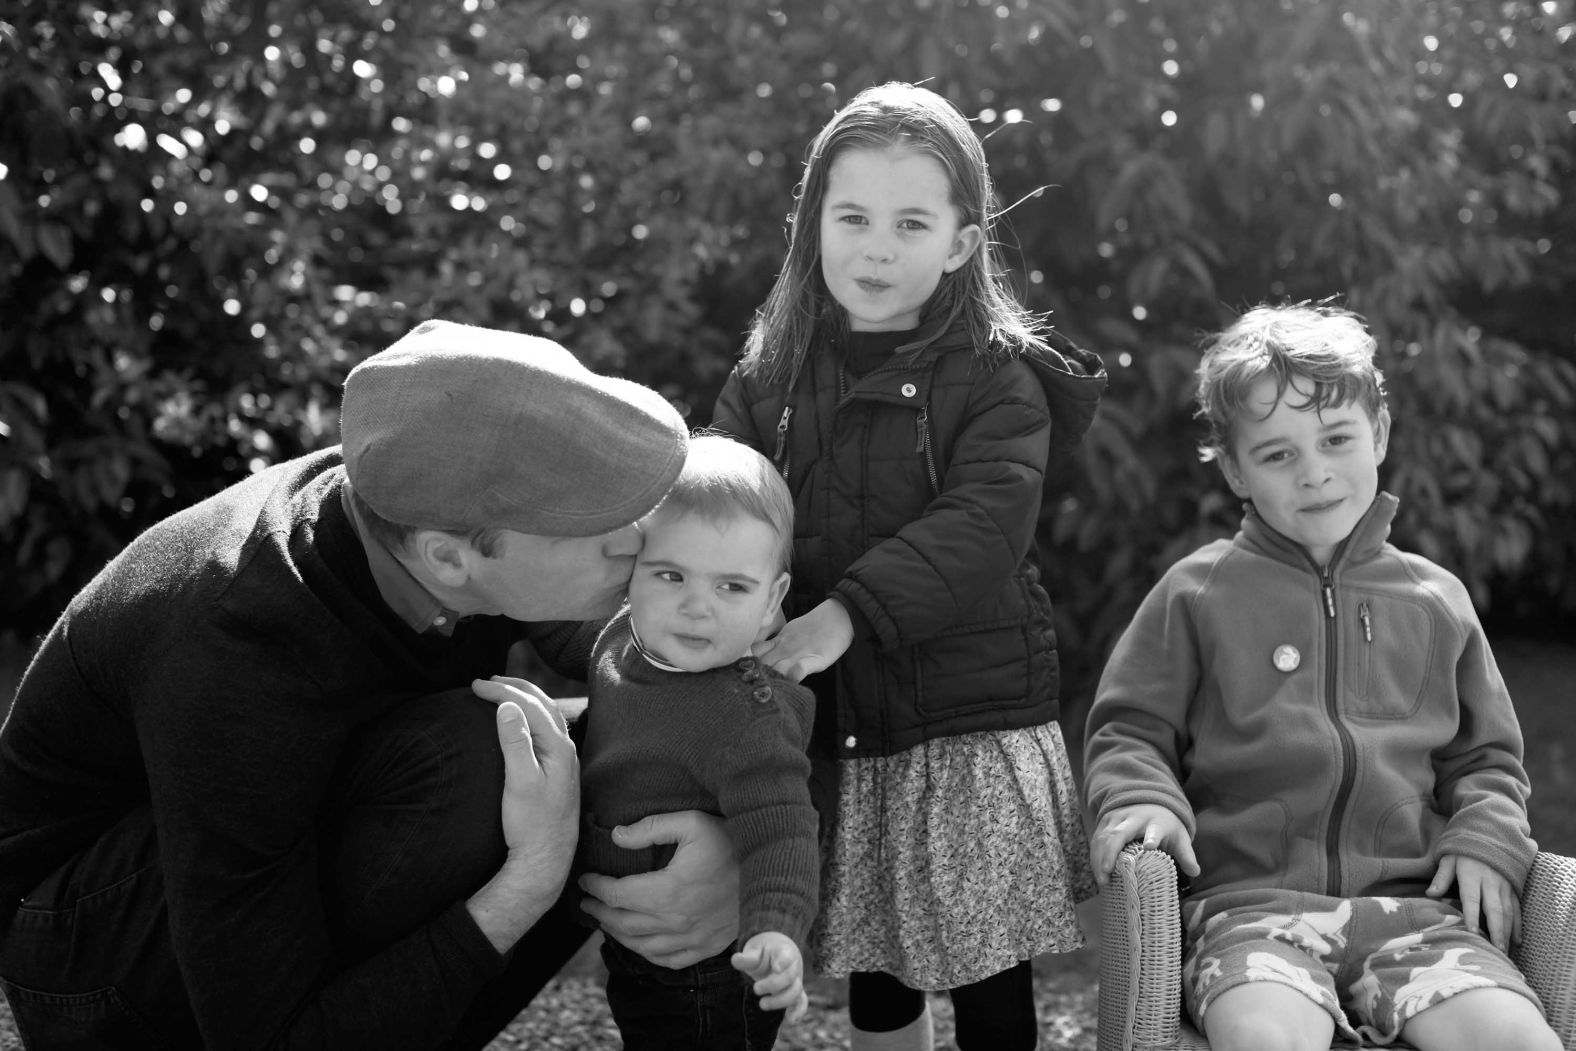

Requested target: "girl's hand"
[
  {"left": 755, "top": 605, "right": 787, "bottom": 646},
  {"left": 1090, "top": 803, "right": 1199, "bottom": 888},
  {"left": 731, "top": 931, "right": 808, "bottom": 1020},
  {"left": 752, "top": 599, "right": 853, "bottom": 682},
  {"left": 1428, "top": 854, "right": 1521, "bottom": 952}
]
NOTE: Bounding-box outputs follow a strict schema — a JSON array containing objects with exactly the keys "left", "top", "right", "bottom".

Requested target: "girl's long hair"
[{"left": 740, "top": 82, "right": 1049, "bottom": 384}]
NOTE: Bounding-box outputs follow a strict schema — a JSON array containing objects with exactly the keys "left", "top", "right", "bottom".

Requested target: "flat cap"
[{"left": 341, "top": 319, "right": 687, "bottom": 537}]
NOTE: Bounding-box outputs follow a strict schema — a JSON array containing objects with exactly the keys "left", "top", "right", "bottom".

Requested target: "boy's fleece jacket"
[
  {"left": 711, "top": 321, "right": 1105, "bottom": 760},
  {"left": 1084, "top": 492, "right": 1536, "bottom": 911}
]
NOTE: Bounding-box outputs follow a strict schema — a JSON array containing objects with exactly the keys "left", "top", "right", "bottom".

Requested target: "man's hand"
[
  {"left": 577, "top": 810, "right": 740, "bottom": 968},
  {"left": 1428, "top": 853, "right": 1521, "bottom": 952},
  {"left": 732, "top": 931, "right": 807, "bottom": 1021},
  {"left": 465, "top": 676, "right": 580, "bottom": 954},
  {"left": 752, "top": 598, "right": 853, "bottom": 682},
  {"left": 1090, "top": 803, "right": 1199, "bottom": 888},
  {"left": 478, "top": 675, "right": 567, "bottom": 720}
]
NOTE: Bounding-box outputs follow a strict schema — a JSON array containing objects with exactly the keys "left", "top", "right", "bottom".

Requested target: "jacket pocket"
[
  {"left": 1367, "top": 794, "right": 1446, "bottom": 887},
  {"left": 910, "top": 618, "right": 1048, "bottom": 718},
  {"left": 0, "top": 976, "right": 170, "bottom": 1050},
  {"left": 1192, "top": 793, "right": 1295, "bottom": 889},
  {"left": 1342, "top": 591, "right": 1433, "bottom": 719}
]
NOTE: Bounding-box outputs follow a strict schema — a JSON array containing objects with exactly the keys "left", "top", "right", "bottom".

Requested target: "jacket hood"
[{"left": 1026, "top": 328, "right": 1107, "bottom": 460}]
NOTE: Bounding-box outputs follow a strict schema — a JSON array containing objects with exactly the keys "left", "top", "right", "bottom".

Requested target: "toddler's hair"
[
  {"left": 740, "top": 81, "right": 1048, "bottom": 383},
  {"left": 1196, "top": 302, "right": 1387, "bottom": 463},
  {"left": 655, "top": 432, "right": 794, "bottom": 575}
]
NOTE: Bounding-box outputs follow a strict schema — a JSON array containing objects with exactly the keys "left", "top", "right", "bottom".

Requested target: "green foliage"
[{"left": 3, "top": 0, "right": 1574, "bottom": 699}]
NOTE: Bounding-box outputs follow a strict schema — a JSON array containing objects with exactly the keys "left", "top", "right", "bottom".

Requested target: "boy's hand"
[
  {"left": 731, "top": 931, "right": 808, "bottom": 1021},
  {"left": 1090, "top": 804, "right": 1199, "bottom": 888},
  {"left": 752, "top": 598, "right": 853, "bottom": 682},
  {"left": 1427, "top": 854, "right": 1521, "bottom": 952}
]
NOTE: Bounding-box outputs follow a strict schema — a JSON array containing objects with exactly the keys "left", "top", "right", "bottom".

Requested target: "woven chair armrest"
[
  {"left": 1515, "top": 850, "right": 1576, "bottom": 1047},
  {"left": 1097, "top": 844, "right": 1185, "bottom": 1051}
]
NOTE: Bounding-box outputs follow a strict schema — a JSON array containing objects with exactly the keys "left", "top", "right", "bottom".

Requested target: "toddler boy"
[
  {"left": 1083, "top": 303, "right": 1561, "bottom": 1050},
  {"left": 577, "top": 433, "right": 817, "bottom": 1050}
]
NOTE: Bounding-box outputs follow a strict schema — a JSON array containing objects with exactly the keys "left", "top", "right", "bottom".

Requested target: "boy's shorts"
[{"left": 1181, "top": 891, "right": 1542, "bottom": 1045}]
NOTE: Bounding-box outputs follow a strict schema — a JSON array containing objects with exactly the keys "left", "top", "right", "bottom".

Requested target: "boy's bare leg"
[
  {"left": 1400, "top": 987, "right": 1563, "bottom": 1051},
  {"left": 1200, "top": 982, "right": 1335, "bottom": 1051}
]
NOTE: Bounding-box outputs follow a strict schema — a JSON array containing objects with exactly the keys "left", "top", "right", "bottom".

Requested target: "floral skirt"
[{"left": 809, "top": 721, "right": 1097, "bottom": 990}]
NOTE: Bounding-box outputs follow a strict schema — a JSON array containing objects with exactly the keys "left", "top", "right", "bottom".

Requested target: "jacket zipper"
[
  {"left": 1321, "top": 557, "right": 1358, "bottom": 897},
  {"left": 773, "top": 405, "right": 794, "bottom": 480},
  {"left": 913, "top": 405, "right": 939, "bottom": 496}
]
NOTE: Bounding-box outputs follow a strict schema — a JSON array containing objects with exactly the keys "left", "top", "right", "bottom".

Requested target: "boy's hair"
[
  {"left": 653, "top": 432, "right": 794, "bottom": 575},
  {"left": 1195, "top": 302, "right": 1388, "bottom": 463},
  {"left": 740, "top": 81, "right": 1048, "bottom": 384}
]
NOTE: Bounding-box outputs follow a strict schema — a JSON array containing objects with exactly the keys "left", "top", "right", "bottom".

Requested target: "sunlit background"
[{"left": 3, "top": 0, "right": 1574, "bottom": 704}]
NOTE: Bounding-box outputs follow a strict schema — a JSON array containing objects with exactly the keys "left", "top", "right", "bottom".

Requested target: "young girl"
[{"left": 711, "top": 82, "right": 1104, "bottom": 1051}]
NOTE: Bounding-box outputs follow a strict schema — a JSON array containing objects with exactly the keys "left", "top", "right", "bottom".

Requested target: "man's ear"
[
  {"left": 943, "top": 224, "right": 983, "bottom": 274},
  {"left": 1217, "top": 451, "right": 1252, "bottom": 500},
  {"left": 411, "top": 529, "right": 475, "bottom": 587}
]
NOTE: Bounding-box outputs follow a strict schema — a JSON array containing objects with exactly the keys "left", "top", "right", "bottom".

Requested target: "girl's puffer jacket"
[{"left": 711, "top": 322, "right": 1105, "bottom": 758}]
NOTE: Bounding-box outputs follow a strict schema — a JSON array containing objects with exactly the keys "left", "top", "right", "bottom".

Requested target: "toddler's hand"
[
  {"left": 752, "top": 599, "right": 852, "bottom": 682},
  {"left": 731, "top": 931, "right": 808, "bottom": 1021},
  {"left": 1090, "top": 803, "right": 1199, "bottom": 888},
  {"left": 1428, "top": 853, "right": 1521, "bottom": 953}
]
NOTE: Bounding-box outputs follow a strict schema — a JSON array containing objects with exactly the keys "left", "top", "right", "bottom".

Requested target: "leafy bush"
[{"left": 3, "top": 0, "right": 1573, "bottom": 703}]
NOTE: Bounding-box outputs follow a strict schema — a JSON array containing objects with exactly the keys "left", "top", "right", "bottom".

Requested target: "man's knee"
[{"left": 320, "top": 688, "right": 507, "bottom": 953}]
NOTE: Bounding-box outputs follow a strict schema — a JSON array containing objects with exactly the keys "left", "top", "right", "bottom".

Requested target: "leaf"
[
  {"left": 0, "top": 468, "right": 28, "bottom": 530},
  {"left": 35, "top": 222, "right": 73, "bottom": 270}
]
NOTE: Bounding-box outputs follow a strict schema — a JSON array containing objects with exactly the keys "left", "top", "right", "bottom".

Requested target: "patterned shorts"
[{"left": 1181, "top": 892, "right": 1541, "bottom": 1045}]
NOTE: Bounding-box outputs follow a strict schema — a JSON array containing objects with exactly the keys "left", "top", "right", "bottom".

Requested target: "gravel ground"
[
  {"left": 478, "top": 914, "right": 1102, "bottom": 1051},
  {"left": 0, "top": 964, "right": 1099, "bottom": 1051},
  {"left": 0, "top": 903, "right": 1103, "bottom": 1050}
]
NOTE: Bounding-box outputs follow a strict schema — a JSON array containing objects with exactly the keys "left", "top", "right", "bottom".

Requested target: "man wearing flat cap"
[{"left": 0, "top": 321, "right": 742, "bottom": 1049}]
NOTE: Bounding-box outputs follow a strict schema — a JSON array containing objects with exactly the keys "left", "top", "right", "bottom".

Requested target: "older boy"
[
  {"left": 1084, "top": 303, "right": 1561, "bottom": 1051},
  {"left": 578, "top": 434, "right": 818, "bottom": 1050}
]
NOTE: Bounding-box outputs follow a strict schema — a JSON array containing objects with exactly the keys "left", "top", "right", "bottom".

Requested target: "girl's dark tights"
[{"left": 849, "top": 962, "right": 1038, "bottom": 1050}]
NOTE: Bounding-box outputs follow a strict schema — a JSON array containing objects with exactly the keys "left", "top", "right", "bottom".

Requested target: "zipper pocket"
[
  {"left": 914, "top": 405, "right": 939, "bottom": 496},
  {"left": 773, "top": 405, "right": 794, "bottom": 480}
]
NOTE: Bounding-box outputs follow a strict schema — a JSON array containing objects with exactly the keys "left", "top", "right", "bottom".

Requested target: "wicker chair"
[{"left": 1096, "top": 845, "right": 1576, "bottom": 1051}]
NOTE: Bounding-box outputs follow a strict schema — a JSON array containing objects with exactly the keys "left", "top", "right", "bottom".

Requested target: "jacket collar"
[
  {"left": 827, "top": 321, "right": 1106, "bottom": 447},
  {"left": 1239, "top": 490, "right": 1399, "bottom": 573}
]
